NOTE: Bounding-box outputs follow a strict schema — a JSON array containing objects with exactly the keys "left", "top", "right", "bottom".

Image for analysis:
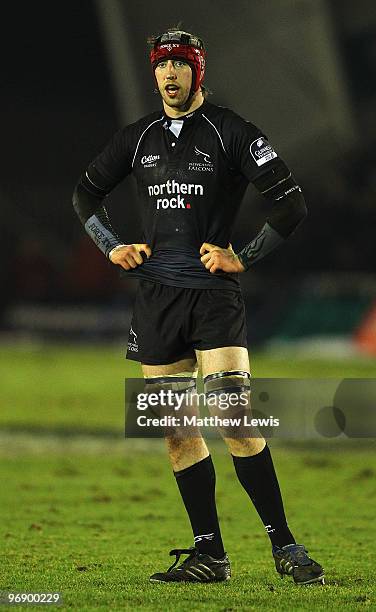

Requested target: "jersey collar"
[{"left": 162, "top": 99, "right": 208, "bottom": 124}]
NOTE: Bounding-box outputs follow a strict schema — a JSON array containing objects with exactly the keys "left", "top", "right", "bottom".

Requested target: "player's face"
[{"left": 155, "top": 59, "right": 193, "bottom": 110}]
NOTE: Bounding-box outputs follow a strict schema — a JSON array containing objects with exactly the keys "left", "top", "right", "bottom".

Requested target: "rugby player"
[{"left": 73, "top": 28, "right": 324, "bottom": 586}]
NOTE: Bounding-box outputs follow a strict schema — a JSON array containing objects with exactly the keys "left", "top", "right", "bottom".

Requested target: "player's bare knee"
[
  {"left": 166, "top": 435, "right": 205, "bottom": 453},
  {"left": 166, "top": 436, "right": 208, "bottom": 471},
  {"left": 224, "top": 436, "right": 266, "bottom": 457}
]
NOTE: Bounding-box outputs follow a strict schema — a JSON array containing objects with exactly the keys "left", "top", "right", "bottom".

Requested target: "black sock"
[
  {"left": 232, "top": 445, "right": 295, "bottom": 548},
  {"left": 174, "top": 455, "right": 225, "bottom": 559}
]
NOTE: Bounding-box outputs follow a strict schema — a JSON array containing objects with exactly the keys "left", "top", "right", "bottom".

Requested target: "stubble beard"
[{"left": 161, "top": 88, "right": 192, "bottom": 113}]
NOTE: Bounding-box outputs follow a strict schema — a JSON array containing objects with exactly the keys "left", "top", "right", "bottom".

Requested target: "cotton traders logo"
[
  {"left": 250, "top": 137, "right": 277, "bottom": 167},
  {"left": 128, "top": 326, "right": 138, "bottom": 352},
  {"left": 141, "top": 154, "right": 160, "bottom": 168},
  {"left": 188, "top": 146, "right": 214, "bottom": 172}
]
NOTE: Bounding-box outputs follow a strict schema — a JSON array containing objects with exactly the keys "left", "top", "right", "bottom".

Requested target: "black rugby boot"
[
  {"left": 150, "top": 547, "right": 231, "bottom": 583},
  {"left": 272, "top": 543, "right": 325, "bottom": 585}
]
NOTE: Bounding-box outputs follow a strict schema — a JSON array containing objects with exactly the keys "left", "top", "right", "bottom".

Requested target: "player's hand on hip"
[
  {"left": 109, "top": 244, "right": 152, "bottom": 270},
  {"left": 199, "top": 242, "right": 245, "bottom": 274}
]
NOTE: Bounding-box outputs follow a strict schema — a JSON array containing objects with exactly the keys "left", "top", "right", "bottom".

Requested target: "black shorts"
[{"left": 126, "top": 280, "right": 248, "bottom": 365}]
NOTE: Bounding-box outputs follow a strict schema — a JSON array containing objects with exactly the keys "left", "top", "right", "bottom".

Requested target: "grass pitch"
[{"left": 1, "top": 343, "right": 375, "bottom": 610}]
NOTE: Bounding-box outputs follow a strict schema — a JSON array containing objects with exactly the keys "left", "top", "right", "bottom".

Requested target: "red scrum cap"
[{"left": 150, "top": 30, "right": 206, "bottom": 94}]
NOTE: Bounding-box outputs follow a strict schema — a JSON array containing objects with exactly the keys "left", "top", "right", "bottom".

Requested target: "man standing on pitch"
[{"left": 73, "top": 28, "right": 324, "bottom": 585}]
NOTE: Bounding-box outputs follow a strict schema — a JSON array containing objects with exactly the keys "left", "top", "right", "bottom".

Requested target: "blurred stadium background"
[
  {"left": 1, "top": 3, "right": 376, "bottom": 607},
  {"left": 1, "top": 0, "right": 376, "bottom": 358}
]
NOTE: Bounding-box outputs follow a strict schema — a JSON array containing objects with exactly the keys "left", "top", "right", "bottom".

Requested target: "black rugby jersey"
[{"left": 88, "top": 100, "right": 284, "bottom": 290}]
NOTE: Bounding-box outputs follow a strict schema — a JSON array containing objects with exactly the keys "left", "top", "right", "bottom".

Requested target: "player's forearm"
[
  {"left": 72, "top": 176, "right": 125, "bottom": 259},
  {"left": 237, "top": 223, "right": 284, "bottom": 269},
  {"left": 237, "top": 186, "right": 307, "bottom": 270}
]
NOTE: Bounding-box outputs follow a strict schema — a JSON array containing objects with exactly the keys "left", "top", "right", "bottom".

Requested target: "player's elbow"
[
  {"left": 72, "top": 184, "right": 87, "bottom": 225},
  {"left": 292, "top": 194, "right": 308, "bottom": 226},
  {"left": 284, "top": 194, "right": 307, "bottom": 236},
  {"left": 72, "top": 184, "right": 80, "bottom": 212},
  {"left": 268, "top": 191, "right": 307, "bottom": 238},
  {"left": 72, "top": 181, "right": 103, "bottom": 226}
]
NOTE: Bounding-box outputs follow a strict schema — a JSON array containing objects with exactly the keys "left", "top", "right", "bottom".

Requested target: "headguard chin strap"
[{"left": 150, "top": 30, "right": 206, "bottom": 95}]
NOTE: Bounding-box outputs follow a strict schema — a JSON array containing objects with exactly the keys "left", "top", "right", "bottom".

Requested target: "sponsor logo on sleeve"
[{"left": 250, "top": 137, "right": 277, "bottom": 167}]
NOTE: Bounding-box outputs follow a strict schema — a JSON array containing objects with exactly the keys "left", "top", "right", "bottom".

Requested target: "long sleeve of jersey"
[
  {"left": 72, "top": 127, "right": 134, "bottom": 258},
  {"left": 223, "top": 112, "right": 307, "bottom": 269}
]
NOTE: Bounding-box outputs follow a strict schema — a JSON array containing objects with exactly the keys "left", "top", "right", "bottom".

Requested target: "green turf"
[
  {"left": 1, "top": 444, "right": 375, "bottom": 611},
  {"left": 1, "top": 344, "right": 375, "bottom": 610}
]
